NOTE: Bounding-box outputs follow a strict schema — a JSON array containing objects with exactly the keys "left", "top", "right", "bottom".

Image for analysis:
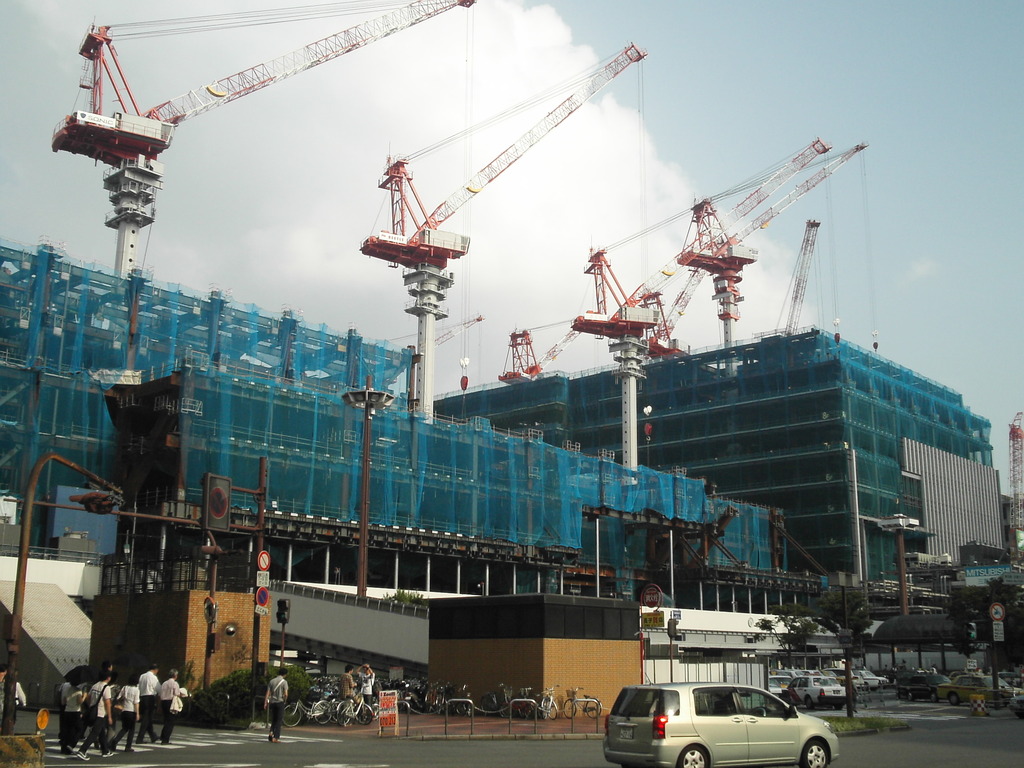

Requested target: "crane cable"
[{"left": 109, "top": 2, "right": 407, "bottom": 38}]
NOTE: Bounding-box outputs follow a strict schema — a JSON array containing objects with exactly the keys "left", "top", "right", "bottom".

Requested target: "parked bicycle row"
[{"left": 282, "top": 678, "right": 602, "bottom": 727}]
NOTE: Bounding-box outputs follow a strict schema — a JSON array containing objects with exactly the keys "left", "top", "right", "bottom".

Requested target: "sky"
[{"left": 1, "top": 0, "right": 1021, "bottom": 489}]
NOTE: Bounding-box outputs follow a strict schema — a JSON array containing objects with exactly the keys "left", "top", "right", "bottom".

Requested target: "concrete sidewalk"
[{"left": 290, "top": 711, "right": 606, "bottom": 740}]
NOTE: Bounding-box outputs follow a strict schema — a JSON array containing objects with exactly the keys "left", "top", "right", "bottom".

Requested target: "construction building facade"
[
  {"left": 0, "top": 238, "right": 818, "bottom": 616},
  {"left": 437, "top": 329, "right": 1002, "bottom": 608}
]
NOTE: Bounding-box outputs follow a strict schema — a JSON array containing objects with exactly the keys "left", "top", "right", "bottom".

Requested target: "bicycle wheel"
[
  {"left": 355, "top": 703, "right": 374, "bottom": 725},
  {"left": 480, "top": 691, "right": 500, "bottom": 714},
  {"left": 337, "top": 700, "right": 356, "bottom": 726},
  {"left": 313, "top": 700, "right": 333, "bottom": 724},
  {"left": 583, "top": 699, "right": 602, "bottom": 719},
  {"left": 561, "top": 700, "right": 577, "bottom": 718},
  {"left": 283, "top": 702, "right": 303, "bottom": 727},
  {"left": 541, "top": 696, "right": 558, "bottom": 720}
]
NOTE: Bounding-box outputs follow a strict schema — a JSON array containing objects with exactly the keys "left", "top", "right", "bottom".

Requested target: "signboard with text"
[
  {"left": 964, "top": 565, "right": 1010, "bottom": 587},
  {"left": 641, "top": 611, "right": 665, "bottom": 629},
  {"left": 377, "top": 690, "right": 399, "bottom": 735}
]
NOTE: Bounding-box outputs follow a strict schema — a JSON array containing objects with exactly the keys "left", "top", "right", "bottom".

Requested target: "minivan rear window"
[{"left": 611, "top": 687, "right": 680, "bottom": 717}]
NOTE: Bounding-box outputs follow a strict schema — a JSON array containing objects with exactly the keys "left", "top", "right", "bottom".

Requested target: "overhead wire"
[{"left": 110, "top": 2, "right": 406, "bottom": 38}]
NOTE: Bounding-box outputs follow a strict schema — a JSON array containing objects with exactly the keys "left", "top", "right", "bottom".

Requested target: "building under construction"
[
  {"left": 1, "top": 237, "right": 831, "bottom": 611},
  {"left": 437, "top": 328, "right": 1003, "bottom": 610}
]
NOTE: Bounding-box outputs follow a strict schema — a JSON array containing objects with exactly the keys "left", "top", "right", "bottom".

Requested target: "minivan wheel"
[
  {"left": 800, "top": 738, "right": 830, "bottom": 768},
  {"left": 804, "top": 695, "right": 815, "bottom": 709},
  {"left": 678, "top": 744, "right": 710, "bottom": 768}
]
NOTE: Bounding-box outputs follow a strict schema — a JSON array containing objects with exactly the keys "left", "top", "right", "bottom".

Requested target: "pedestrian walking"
[
  {"left": 137, "top": 663, "right": 160, "bottom": 744},
  {"left": 158, "top": 669, "right": 186, "bottom": 744},
  {"left": 109, "top": 673, "right": 140, "bottom": 753},
  {"left": 264, "top": 667, "right": 289, "bottom": 743},
  {"left": 59, "top": 679, "right": 87, "bottom": 754},
  {"left": 76, "top": 668, "right": 114, "bottom": 759}
]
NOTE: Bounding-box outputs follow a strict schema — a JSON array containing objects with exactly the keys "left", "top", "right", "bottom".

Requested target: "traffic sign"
[
  {"left": 257, "top": 550, "right": 271, "bottom": 571},
  {"left": 994, "top": 621, "right": 1006, "bottom": 641},
  {"left": 255, "top": 586, "right": 271, "bottom": 608},
  {"left": 255, "top": 605, "right": 270, "bottom": 617},
  {"left": 255, "top": 570, "right": 270, "bottom": 588},
  {"left": 641, "top": 583, "right": 664, "bottom": 609},
  {"left": 990, "top": 602, "right": 1005, "bottom": 622}
]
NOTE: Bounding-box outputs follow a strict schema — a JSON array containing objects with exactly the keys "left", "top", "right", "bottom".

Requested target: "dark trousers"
[
  {"left": 78, "top": 717, "right": 111, "bottom": 755},
  {"left": 268, "top": 701, "right": 285, "bottom": 740},
  {"left": 139, "top": 695, "right": 158, "bottom": 742},
  {"left": 159, "top": 699, "right": 177, "bottom": 743},
  {"left": 59, "top": 710, "right": 82, "bottom": 753},
  {"left": 110, "top": 710, "right": 137, "bottom": 751}
]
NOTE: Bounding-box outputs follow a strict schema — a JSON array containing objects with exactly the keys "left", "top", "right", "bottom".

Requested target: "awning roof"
[{"left": 872, "top": 614, "right": 956, "bottom": 644}]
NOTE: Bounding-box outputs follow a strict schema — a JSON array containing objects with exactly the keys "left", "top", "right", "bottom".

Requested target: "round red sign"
[
  {"left": 255, "top": 586, "right": 271, "bottom": 607},
  {"left": 257, "top": 550, "right": 271, "bottom": 571},
  {"left": 641, "top": 583, "right": 663, "bottom": 609}
]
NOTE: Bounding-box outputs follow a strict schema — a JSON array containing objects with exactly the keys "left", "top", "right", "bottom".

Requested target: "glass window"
[
  {"left": 693, "top": 687, "right": 737, "bottom": 717},
  {"left": 737, "top": 688, "right": 788, "bottom": 718}
]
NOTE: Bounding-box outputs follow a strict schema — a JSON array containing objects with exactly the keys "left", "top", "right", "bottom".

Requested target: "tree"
[
  {"left": 755, "top": 604, "right": 822, "bottom": 668},
  {"left": 816, "top": 589, "right": 872, "bottom": 637},
  {"left": 947, "top": 579, "right": 1024, "bottom": 663}
]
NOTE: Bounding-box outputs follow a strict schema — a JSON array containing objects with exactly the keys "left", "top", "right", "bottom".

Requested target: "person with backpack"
[
  {"left": 76, "top": 668, "right": 114, "bottom": 760},
  {"left": 108, "top": 673, "right": 140, "bottom": 753}
]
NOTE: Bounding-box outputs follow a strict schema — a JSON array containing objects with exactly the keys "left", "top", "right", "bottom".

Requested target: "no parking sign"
[{"left": 255, "top": 586, "right": 271, "bottom": 616}]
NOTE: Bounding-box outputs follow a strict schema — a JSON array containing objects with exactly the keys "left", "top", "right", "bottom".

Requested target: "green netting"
[
  {"left": 437, "top": 328, "right": 993, "bottom": 579},
  {"left": 3, "top": 237, "right": 763, "bottom": 578}
]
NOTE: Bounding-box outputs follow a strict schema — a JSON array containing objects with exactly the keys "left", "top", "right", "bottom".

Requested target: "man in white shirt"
[
  {"left": 158, "top": 668, "right": 185, "bottom": 744},
  {"left": 76, "top": 669, "right": 114, "bottom": 759},
  {"left": 137, "top": 663, "right": 160, "bottom": 744}
]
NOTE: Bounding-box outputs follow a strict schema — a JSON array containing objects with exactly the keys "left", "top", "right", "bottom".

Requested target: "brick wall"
[
  {"left": 429, "top": 635, "right": 639, "bottom": 710},
  {"left": 90, "top": 590, "right": 270, "bottom": 689}
]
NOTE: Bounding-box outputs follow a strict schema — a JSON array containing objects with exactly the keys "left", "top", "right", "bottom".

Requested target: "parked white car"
[{"left": 852, "top": 669, "right": 886, "bottom": 690}]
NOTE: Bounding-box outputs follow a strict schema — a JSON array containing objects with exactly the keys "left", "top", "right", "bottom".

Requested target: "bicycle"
[
  {"left": 480, "top": 683, "right": 514, "bottom": 716},
  {"left": 337, "top": 693, "right": 378, "bottom": 725},
  {"left": 537, "top": 686, "right": 558, "bottom": 720},
  {"left": 562, "top": 686, "right": 601, "bottom": 718},
  {"left": 283, "top": 697, "right": 327, "bottom": 727}
]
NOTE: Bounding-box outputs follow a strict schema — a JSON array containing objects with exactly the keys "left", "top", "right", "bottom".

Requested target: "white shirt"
[
  {"left": 119, "top": 685, "right": 140, "bottom": 714},
  {"left": 138, "top": 670, "right": 160, "bottom": 697}
]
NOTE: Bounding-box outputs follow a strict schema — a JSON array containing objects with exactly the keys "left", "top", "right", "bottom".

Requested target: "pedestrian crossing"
[{"left": 47, "top": 727, "right": 343, "bottom": 760}]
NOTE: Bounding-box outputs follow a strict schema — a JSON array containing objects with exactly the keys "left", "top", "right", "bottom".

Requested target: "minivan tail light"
[{"left": 653, "top": 714, "right": 668, "bottom": 740}]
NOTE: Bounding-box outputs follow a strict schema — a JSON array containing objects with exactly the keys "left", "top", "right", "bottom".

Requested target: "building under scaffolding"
[
  {"left": 437, "top": 329, "right": 1002, "bottom": 601},
  {"left": 0, "top": 237, "right": 822, "bottom": 608}
]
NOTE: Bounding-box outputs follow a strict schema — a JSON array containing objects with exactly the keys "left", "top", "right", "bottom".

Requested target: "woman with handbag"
[{"left": 109, "top": 673, "right": 141, "bottom": 753}]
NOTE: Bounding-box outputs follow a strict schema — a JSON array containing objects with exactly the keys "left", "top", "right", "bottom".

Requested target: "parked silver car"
[{"left": 604, "top": 682, "right": 839, "bottom": 768}]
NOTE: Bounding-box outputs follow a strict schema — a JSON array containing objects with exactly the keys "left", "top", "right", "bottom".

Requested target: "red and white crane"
[
  {"left": 644, "top": 141, "right": 867, "bottom": 355},
  {"left": 360, "top": 43, "right": 646, "bottom": 415},
  {"left": 52, "top": 0, "right": 477, "bottom": 275},
  {"left": 783, "top": 220, "right": 821, "bottom": 334},
  {"left": 564, "top": 139, "right": 865, "bottom": 468},
  {"left": 1011, "top": 412, "right": 1024, "bottom": 558},
  {"left": 499, "top": 325, "right": 581, "bottom": 382}
]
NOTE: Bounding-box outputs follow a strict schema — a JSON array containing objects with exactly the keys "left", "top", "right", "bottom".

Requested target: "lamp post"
[
  {"left": 879, "top": 514, "right": 919, "bottom": 615},
  {"left": 4, "top": 452, "right": 122, "bottom": 735},
  {"left": 342, "top": 375, "right": 395, "bottom": 598},
  {"left": 828, "top": 571, "right": 861, "bottom": 718}
]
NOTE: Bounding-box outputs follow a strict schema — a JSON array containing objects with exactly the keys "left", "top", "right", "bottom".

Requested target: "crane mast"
[
  {"left": 360, "top": 43, "right": 646, "bottom": 416},
  {"left": 51, "top": 0, "right": 477, "bottom": 276},
  {"left": 1012, "top": 413, "right": 1024, "bottom": 559},
  {"left": 784, "top": 220, "right": 821, "bottom": 334}
]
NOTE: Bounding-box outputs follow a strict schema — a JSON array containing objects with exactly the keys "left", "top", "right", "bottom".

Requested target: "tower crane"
[
  {"left": 646, "top": 141, "right": 868, "bottom": 355},
  {"left": 783, "top": 220, "right": 821, "bottom": 334},
  {"left": 360, "top": 43, "right": 647, "bottom": 415},
  {"left": 499, "top": 325, "right": 581, "bottom": 382},
  {"left": 1011, "top": 412, "right": 1024, "bottom": 558},
  {"left": 51, "top": 0, "right": 477, "bottom": 276},
  {"left": 567, "top": 139, "right": 866, "bottom": 469}
]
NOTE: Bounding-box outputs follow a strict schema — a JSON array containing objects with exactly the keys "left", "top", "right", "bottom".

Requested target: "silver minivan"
[{"left": 604, "top": 682, "right": 838, "bottom": 768}]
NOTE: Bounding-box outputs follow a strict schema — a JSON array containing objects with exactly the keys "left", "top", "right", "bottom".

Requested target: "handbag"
[{"left": 170, "top": 695, "right": 183, "bottom": 714}]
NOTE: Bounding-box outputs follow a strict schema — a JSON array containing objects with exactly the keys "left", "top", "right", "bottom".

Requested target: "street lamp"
[
  {"left": 879, "top": 515, "right": 919, "bottom": 615},
  {"left": 342, "top": 375, "right": 395, "bottom": 598},
  {"left": 828, "top": 571, "right": 861, "bottom": 718}
]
